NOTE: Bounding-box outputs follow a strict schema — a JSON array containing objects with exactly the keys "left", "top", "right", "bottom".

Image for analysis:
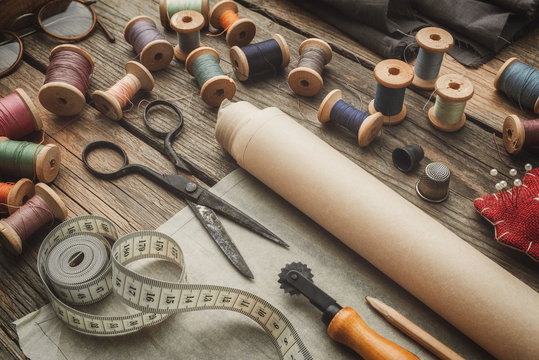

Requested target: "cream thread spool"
[
  {"left": 368, "top": 59, "right": 414, "bottom": 125},
  {"left": 91, "top": 61, "right": 155, "bottom": 121},
  {"left": 1, "top": 178, "right": 34, "bottom": 215},
  {"left": 170, "top": 10, "right": 205, "bottom": 62},
  {"left": 412, "top": 27, "right": 453, "bottom": 90},
  {"left": 185, "top": 47, "right": 236, "bottom": 107},
  {"left": 288, "top": 39, "right": 332, "bottom": 97},
  {"left": 428, "top": 74, "right": 474, "bottom": 132},
  {"left": 159, "top": 0, "right": 210, "bottom": 29},
  {"left": 123, "top": 16, "right": 174, "bottom": 72},
  {"left": 209, "top": 0, "right": 256, "bottom": 47},
  {"left": 318, "top": 89, "right": 383, "bottom": 147}
]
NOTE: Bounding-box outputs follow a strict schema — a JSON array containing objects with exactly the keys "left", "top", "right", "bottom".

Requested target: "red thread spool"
[
  {"left": 209, "top": 0, "right": 256, "bottom": 47},
  {"left": 503, "top": 115, "right": 539, "bottom": 154},
  {"left": 0, "top": 179, "right": 34, "bottom": 215},
  {"left": 0, "top": 89, "right": 43, "bottom": 139},
  {"left": 0, "top": 183, "right": 67, "bottom": 255},
  {"left": 39, "top": 45, "right": 94, "bottom": 116}
]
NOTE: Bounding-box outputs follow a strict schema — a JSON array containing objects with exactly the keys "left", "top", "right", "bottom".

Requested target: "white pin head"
[
  {"left": 490, "top": 168, "right": 498, "bottom": 176},
  {"left": 509, "top": 168, "right": 518, "bottom": 177},
  {"left": 524, "top": 163, "right": 532, "bottom": 171}
]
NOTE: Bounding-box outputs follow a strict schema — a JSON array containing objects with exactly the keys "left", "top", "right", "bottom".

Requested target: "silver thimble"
[{"left": 416, "top": 162, "right": 451, "bottom": 202}]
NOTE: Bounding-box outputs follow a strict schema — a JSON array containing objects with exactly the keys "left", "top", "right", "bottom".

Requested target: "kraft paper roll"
[{"left": 215, "top": 100, "right": 539, "bottom": 360}]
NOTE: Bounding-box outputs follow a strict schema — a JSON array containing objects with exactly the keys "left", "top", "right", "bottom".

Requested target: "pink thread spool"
[{"left": 0, "top": 89, "right": 43, "bottom": 139}]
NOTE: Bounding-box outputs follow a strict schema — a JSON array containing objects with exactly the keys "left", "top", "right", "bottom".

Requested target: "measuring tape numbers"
[{"left": 38, "top": 215, "right": 312, "bottom": 360}]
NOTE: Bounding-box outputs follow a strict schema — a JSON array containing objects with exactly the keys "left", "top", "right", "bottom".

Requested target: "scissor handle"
[{"left": 82, "top": 141, "right": 132, "bottom": 180}]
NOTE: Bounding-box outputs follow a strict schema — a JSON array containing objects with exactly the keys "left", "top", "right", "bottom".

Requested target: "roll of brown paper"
[{"left": 215, "top": 100, "right": 539, "bottom": 360}]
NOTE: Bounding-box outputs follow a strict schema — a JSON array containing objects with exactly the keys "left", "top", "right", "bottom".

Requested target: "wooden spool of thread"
[
  {"left": 123, "top": 16, "right": 174, "bottom": 72},
  {"left": 288, "top": 38, "right": 332, "bottom": 97},
  {"left": 38, "top": 45, "right": 94, "bottom": 117},
  {"left": 0, "top": 183, "right": 67, "bottom": 255},
  {"left": 0, "top": 179, "right": 34, "bottom": 215},
  {"left": 185, "top": 47, "right": 236, "bottom": 107},
  {"left": 368, "top": 59, "right": 414, "bottom": 125},
  {"left": 428, "top": 74, "right": 474, "bottom": 132},
  {"left": 0, "top": 137, "right": 61, "bottom": 183},
  {"left": 412, "top": 27, "right": 453, "bottom": 90},
  {"left": 209, "top": 0, "right": 256, "bottom": 47},
  {"left": 494, "top": 57, "right": 539, "bottom": 114},
  {"left": 159, "top": 0, "right": 209, "bottom": 29},
  {"left": 0, "top": 88, "right": 43, "bottom": 139},
  {"left": 318, "top": 89, "right": 384, "bottom": 147},
  {"left": 92, "top": 61, "right": 154, "bottom": 121},
  {"left": 503, "top": 115, "right": 539, "bottom": 154},
  {"left": 229, "top": 34, "right": 290, "bottom": 81},
  {"left": 170, "top": 10, "right": 206, "bottom": 62}
]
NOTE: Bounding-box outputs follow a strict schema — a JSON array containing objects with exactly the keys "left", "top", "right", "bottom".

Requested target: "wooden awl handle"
[{"left": 327, "top": 307, "right": 419, "bottom": 360}]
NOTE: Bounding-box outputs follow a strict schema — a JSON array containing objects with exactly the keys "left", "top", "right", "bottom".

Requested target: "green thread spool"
[
  {"left": 185, "top": 47, "right": 236, "bottom": 107},
  {"left": 160, "top": 0, "right": 209, "bottom": 29},
  {"left": 0, "top": 137, "right": 61, "bottom": 183},
  {"left": 428, "top": 74, "right": 474, "bottom": 132}
]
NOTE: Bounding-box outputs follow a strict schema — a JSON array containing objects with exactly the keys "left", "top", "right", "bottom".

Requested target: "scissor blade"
[
  {"left": 196, "top": 190, "right": 289, "bottom": 248},
  {"left": 187, "top": 201, "right": 254, "bottom": 279}
]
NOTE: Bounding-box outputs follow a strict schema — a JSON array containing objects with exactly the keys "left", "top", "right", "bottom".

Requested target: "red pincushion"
[{"left": 474, "top": 168, "right": 539, "bottom": 261}]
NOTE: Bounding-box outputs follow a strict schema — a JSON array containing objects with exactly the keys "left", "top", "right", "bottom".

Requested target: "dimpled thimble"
[{"left": 416, "top": 162, "right": 451, "bottom": 202}]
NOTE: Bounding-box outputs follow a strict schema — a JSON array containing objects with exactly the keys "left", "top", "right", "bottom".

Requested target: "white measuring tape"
[{"left": 38, "top": 215, "right": 312, "bottom": 360}]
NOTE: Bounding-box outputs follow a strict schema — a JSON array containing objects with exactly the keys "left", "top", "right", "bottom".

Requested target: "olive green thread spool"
[
  {"left": 159, "top": 0, "right": 209, "bottom": 29},
  {"left": 428, "top": 74, "right": 474, "bottom": 132}
]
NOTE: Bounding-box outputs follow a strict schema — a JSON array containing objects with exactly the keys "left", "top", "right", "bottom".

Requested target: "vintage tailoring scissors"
[{"left": 82, "top": 100, "right": 287, "bottom": 279}]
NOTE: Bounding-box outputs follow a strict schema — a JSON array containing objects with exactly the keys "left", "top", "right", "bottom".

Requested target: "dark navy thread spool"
[
  {"left": 368, "top": 59, "right": 414, "bottom": 125},
  {"left": 170, "top": 10, "right": 205, "bottom": 62},
  {"left": 494, "top": 57, "right": 539, "bottom": 115},
  {"left": 428, "top": 74, "right": 474, "bottom": 132},
  {"left": 392, "top": 144, "right": 424, "bottom": 173},
  {"left": 123, "top": 16, "right": 174, "bottom": 71},
  {"left": 318, "top": 89, "right": 384, "bottom": 147},
  {"left": 288, "top": 38, "right": 332, "bottom": 97},
  {"left": 229, "top": 34, "right": 290, "bottom": 82},
  {"left": 412, "top": 27, "right": 453, "bottom": 91}
]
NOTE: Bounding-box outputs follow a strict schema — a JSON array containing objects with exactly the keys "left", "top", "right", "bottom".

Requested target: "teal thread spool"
[
  {"left": 412, "top": 27, "right": 453, "bottom": 90},
  {"left": 0, "top": 137, "right": 61, "bottom": 183},
  {"left": 368, "top": 59, "right": 414, "bottom": 125},
  {"left": 494, "top": 57, "right": 539, "bottom": 115},
  {"left": 185, "top": 47, "right": 236, "bottom": 107},
  {"left": 159, "top": 0, "right": 209, "bottom": 29},
  {"left": 428, "top": 74, "right": 474, "bottom": 132}
]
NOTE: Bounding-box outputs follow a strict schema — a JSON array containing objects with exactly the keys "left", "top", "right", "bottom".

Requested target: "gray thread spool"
[
  {"left": 416, "top": 162, "right": 451, "bottom": 202},
  {"left": 170, "top": 10, "right": 205, "bottom": 63},
  {"left": 288, "top": 38, "right": 332, "bottom": 97}
]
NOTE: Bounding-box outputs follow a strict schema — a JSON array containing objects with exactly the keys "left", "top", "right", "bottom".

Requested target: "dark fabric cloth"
[{"left": 291, "top": 0, "right": 539, "bottom": 68}]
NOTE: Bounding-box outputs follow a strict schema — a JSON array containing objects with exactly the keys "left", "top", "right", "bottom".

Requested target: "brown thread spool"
[
  {"left": 0, "top": 137, "right": 61, "bottom": 183},
  {"left": 0, "top": 183, "right": 67, "bottom": 255},
  {"left": 123, "top": 16, "right": 174, "bottom": 71},
  {"left": 503, "top": 115, "right": 539, "bottom": 154},
  {"left": 209, "top": 0, "right": 256, "bottom": 47},
  {"left": 185, "top": 47, "right": 236, "bottom": 107},
  {"left": 428, "top": 74, "right": 474, "bottom": 132},
  {"left": 159, "top": 0, "right": 210, "bottom": 29},
  {"left": 368, "top": 59, "right": 414, "bottom": 125},
  {"left": 92, "top": 62, "right": 154, "bottom": 121},
  {"left": 318, "top": 89, "right": 383, "bottom": 147},
  {"left": 38, "top": 45, "right": 94, "bottom": 117},
  {"left": 0, "top": 179, "right": 34, "bottom": 215},
  {"left": 412, "top": 27, "right": 453, "bottom": 90},
  {"left": 170, "top": 10, "right": 206, "bottom": 62},
  {"left": 288, "top": 39, "right": 332, "bottom": 97}
]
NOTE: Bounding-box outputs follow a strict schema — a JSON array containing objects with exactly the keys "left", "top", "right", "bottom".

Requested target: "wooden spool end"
[
  {"left": 226, "top": 19, "right": 256, "bottom": 47},
  {"left": 229, "top": 45, "right": 249, "bottom": 81},
  {"left": 415, "top": 27, "right": 453, "bottom": 53},
  {"left": 91, "top": 91, "right": 122, "bottom": 121},
  {"left": 288, "top": 39, "right": 332, "bottom": 97},
  {"left": 126, "top": 61, "right": 155, "bottom": 91},
  {"left": 503, "top": 114, "right": 526, "bottom": 154},
  {"left": 209, "top": 0, "right": 237, "bottom": 28},
  {"left": 6, "top": 178, "right": 34, "bottom": 215},
  {"left": 411, "top": 76, "right": 437, "bottom": 91},
  {"left": 36, "top": 144, "right": 61, "bottom": 183},
  {"left": 35, "top": 183, "right": 68, "bottom": 220},
  {"left": 171, "top": 10, "right": 206, "bottom": 62},
  {"left": 140, "top": 39, "right": 174, "bottom": 71},
  {"left": 39, "top": 45, "right": 94, "bottom": 116},
  {"left": 358, "top": 112, "right": 383, "bottom": 147},
  {"left": 368, "top": 100, "right": 407, "bottom": 125},
  {"left": 273, "top": 34, "right": 290, "bottom": 68},
  {"left": 317, "top": 89, "right": 341, "bottom": 123},
  {"left": 14, "top": 88, "right": 43, "bottom": 131},
  {"left": 160, "top": 0, "right": 210, "bottom": 28},
  {"left": 0, "top": 220, "right": 23, "bottom": 255},
  {"left": 493, "top": 57, "right": 519, "bottom": 90},
  {"left": 373, "top": 59, "right": 414, "bottom": 89},
  {"left": 428, "top": 74, "right": 473, "bottom": 132}
]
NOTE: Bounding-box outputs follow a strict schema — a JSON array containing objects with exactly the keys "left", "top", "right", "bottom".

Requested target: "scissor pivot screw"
[
  {"left": 185, "top": 182, "right": 198, "bottom": 193},
  {"left": 290, "top": 273, "right": 298, "bottom": 280}
]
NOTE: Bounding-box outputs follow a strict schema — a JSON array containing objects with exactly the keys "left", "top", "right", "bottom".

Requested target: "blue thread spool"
[
  {"left": 412, "top": 27, "right": 453, "bottom": 90},
  {"left": 170, "top": 10, "right": 205, "bottom": 62},
  {"left": 209, "top": 0, "right": 256, "bottom": 47},
  {"left": 494, "top": 57, "right": 539, "bottom": 115},
  {"left": 185, "top": 47, "right": 236, "bottom": 107},
  {"left": 318, "top": 89, "right": 384, "bottom": 147},
  {"left": 428, "top": 74, "right": 474, "bottom": 132},
  {"left": 229, "top": 34, "right": 290, "bottom": 81},
  {"left": 368, "top": 59, "right": 414, "bottom": 125},
  {"left": 288, "top": 38, "right": 332, "bottom": 97}
]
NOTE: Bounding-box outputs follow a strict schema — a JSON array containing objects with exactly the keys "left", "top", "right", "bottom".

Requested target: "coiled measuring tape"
[{"left": 38, "top": 215, "right": 312, "bottom": 360}]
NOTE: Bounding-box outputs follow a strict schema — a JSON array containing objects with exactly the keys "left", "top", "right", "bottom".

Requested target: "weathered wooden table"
[{"left": 0, "top": 0, "right": 537, "bottom": 358}]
